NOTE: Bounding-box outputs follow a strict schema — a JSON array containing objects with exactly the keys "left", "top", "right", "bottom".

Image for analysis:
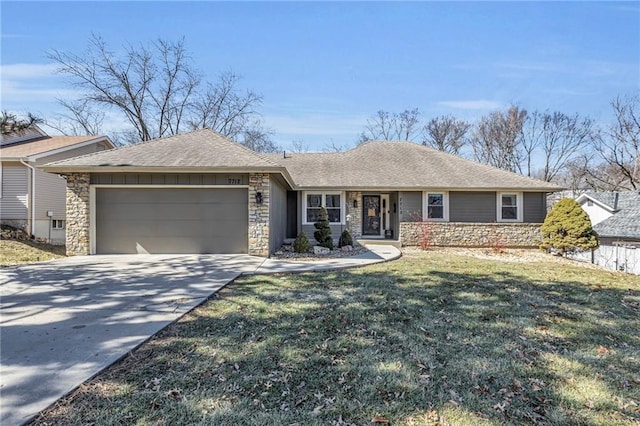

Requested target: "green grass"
[
  {"left": 0, "top": 239, "right": 66, "bottom": 266},
  {"left": 32, "top": 250, "right": 640, "bottom": 425}
]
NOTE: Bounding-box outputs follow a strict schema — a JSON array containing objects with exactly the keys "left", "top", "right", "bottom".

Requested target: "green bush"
[
  {"left": 313, "top": 206, "right": 333, "bottom": 249},
  {"left": 338, "top": 229, "right": 353, "bottom": 248},
  {"left": 293, "top": 232, "right": 311, "bottom": 253},
  {"left": 540, "top": 198, "right": 599, "bottom": 255}
]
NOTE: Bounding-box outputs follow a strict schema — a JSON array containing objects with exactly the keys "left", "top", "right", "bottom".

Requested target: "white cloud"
[
  {"left": 0, "top": 63, "right": 58, "bottom": 78},
  {"left": 437, "top": 100, "right": 502, "bottom": 110},
  {"left": 0, "top": 62, "right": 75, "bottom": 107}
]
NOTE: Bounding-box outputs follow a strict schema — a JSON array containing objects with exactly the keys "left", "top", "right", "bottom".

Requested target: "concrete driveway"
[
  {"left": 0, "top": 254, "right": 265, "bottom": 426},
  {"left": 0, "top": 245, "right": 400, "bottom": 425}
]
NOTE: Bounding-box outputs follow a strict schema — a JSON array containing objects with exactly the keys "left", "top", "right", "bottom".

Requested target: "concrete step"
[{"left": 357, "top": 238, "right": 402, "bottom": 249}]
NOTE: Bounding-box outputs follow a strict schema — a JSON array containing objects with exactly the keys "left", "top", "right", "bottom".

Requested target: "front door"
[{"left": 362, "top": 195, "right": 381, "bottom": 236}]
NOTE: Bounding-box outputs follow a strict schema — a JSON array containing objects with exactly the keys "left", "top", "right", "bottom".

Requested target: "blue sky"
[{"left": 1, "top": 1, "right": 638, "bottom": 152}]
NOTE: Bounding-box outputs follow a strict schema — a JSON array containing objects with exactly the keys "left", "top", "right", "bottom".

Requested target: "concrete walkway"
[{"left": 0, "top": 245, "right": 400, "bottom": 426}]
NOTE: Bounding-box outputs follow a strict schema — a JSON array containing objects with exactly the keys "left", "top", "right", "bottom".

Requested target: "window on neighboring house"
[
  {"left": 51, "top": 219, "right": 65, "bottom": 229},
  {"left": 498, "top": 193, "right": 522, "bottom": 222},
  {"left": 305, "top": 192, "right": 342, "bottom": 224}
]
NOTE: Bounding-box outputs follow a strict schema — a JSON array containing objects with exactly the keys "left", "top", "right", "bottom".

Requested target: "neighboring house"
[
  {"left": 40, "top": 129, "right": 562, "bottom": 256},
  {"left": 571, "top": 191, "right": 640, "bottom": 274},
  {"left": 0, "top": 126, "right": 114, "bottom": 244}
]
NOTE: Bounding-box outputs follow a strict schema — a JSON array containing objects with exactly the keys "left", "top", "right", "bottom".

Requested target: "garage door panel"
[{"left": 96, "top": 188, "right": 248, "bottom": 254}]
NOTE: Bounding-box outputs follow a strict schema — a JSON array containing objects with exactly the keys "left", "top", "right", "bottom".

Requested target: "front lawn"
[{"left": 32, "top": 250, "right": 639, "bottom": 425}]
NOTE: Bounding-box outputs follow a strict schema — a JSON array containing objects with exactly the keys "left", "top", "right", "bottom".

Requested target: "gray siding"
[
  {"left": 269, "top": 178, "right": 288, "bottom": 253},
  {"left": 301, "top": 224, "right": 346, "bottom": 244},
  {"left": 0, "top": 163, "right": 28, "bottom": 219},
  {"left": 91, "top": 173, "right": 249, "bottom": 186},
  {"left": 449, "top": 192, "right": 496, "bottom": 222},
  {"left": 523, "top": 192, "right": 547, "bottom": 223},
  {"left": 399, "top": 191, "right": 422, "bottom": 221}
]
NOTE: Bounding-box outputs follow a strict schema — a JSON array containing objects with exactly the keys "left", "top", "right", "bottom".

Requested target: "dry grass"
[
  {"left": 0, "top": 239, "right": 66, "bottom": 266},
  {"left": 30, "top": 250, "right": 640, "bottom": 425}
]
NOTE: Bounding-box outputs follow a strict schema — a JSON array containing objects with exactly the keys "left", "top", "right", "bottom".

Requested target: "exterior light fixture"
[
  {"left": 353, "top": 199, "right": 358, "bottom": 208},
  {"left": 255, "top": 192, "right": 263, "bottom": 204}
]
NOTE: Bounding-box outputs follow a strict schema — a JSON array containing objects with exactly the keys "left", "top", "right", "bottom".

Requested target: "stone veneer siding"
[
  {"left": 248, "top": 173, "right": 270, "bottom": 256},
  {"left": 400, "top": 222, "right": 542, "bottom": 248},
  {"left": 64, "top": 173, "right": 91, "bottom": 255},
  {"left": 346, "top": 191, "right": 363, "bottom": 238}
]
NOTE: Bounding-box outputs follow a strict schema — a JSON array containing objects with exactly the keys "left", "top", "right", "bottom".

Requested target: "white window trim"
[
  {"left": 51, "top": 219, "right": 65, "bottom": 230},
  {"left": 497, "top": 192, "right": 523, "bottom": 222},
  {"left": 422, "top": 191, "right": 449, "bottom": 222},
  {"left": 0, "top": 162, "right": 3, "bottom": 199},
  {"left": 302, "top": 191, "right": 345, "bottom": 225}
]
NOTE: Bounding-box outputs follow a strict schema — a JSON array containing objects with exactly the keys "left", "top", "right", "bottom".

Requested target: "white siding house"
[
  {"left": 570, "top": 192, "right": 640, "bottom": 275},
  {"left": 0, "top": 126, "right": 113, "bottom": 244}
]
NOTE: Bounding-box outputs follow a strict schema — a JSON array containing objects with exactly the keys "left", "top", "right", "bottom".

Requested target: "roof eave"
[{"left": 292, "top": 185, "right": 563, "bottom": 192}]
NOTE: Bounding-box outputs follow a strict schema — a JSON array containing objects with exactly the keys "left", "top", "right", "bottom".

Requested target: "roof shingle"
[
  {"left": 43, "top": 129, "right": 280, "bottom": 170},
  {"left": 0, "top": 135, "right": 108, "bottom": 158},
  {"left": 586, "top": 191, "right": 640, "bottom": 239},
  {"left": 268, "top": 141, "right": 562, "bottom": 190}
]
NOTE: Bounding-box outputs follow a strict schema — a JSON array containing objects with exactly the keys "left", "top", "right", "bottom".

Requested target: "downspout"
[{"left": 19, "top": 158, "right": 36, "bottom": 238}]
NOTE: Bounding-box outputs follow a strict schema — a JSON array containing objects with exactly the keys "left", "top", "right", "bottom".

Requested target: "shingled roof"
[
  {"left": 585, "top": 191, "right": 640, "bottom": 239},
  {"left": 42, "top": 129, "right": 280, "bottom": 172},
  {"left": 268, "top": 141, "right": 562, "bottom": 191},
  {"left": 1, "top": 132, "right": 112, "bottom": 159},
  {"left": 42, "top": 131, "right": 563, "bottom": 192}
]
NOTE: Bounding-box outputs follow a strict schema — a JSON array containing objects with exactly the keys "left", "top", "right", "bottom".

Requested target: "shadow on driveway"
[{"left": 0, "top": 254, "right": 264, "bottom": 426}]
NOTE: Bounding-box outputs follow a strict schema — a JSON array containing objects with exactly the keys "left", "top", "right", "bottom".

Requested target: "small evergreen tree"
[
  {"left": 540, "top": 198, "right": 599, "bottom": 255},
  {"left": 293, "top": 232, "right": 311, "bottom": 253},
  {"left": 338, "top": 229, "right": 353, "bottom": 248},
  {"left": 313, "top": 206, "right": 333, "bottom": 249}
]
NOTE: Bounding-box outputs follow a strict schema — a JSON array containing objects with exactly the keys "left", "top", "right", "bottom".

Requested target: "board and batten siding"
[
  {"left": 523, "top": 192, "right": 547, "bottom": 223},
  {"left": 399, "top": 191, "right": 422, "bottom": 221},
  {"left": 449, "top": 192, "right": 496, "bottom": 222},
  {"left": 0, "top": 163, "right": 28, "bottom": 219},
  {"left": 91, "top": 173, "right": 249, "bottom": 186},
  {"left": 269, "top": 177, "right": 288, "bottom": 253}
]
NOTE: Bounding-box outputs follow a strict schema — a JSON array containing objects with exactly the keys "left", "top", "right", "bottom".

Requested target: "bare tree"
[
  {"left": 323, "top": 139, "right": 347, "bottom": 152},
  {"left": 594, "top": 94, "right": 640, "bottom": 190},
  {"left": 471, "top": 105, "right": 527, "bottom": 173},
  {"left": 358, "top": 108, "right": 421, "bottom": 143},
  {"left": 524, "top": 111, "right": 595, "bottom": 182},
  {"left": 290, "top": 139, "right": 310, "bottom": 153},
  {"left": 188, "top": 72, "right": 263, "bottom": 139},
  {"left": 237, "top": 121, "right": 279, "bottom": 153},
  {"left": 49, "top": 35, "right": 274, "bottom": 151},
  {"left": 45, "top": 99, "right": 105, "bottom": 137},
  {"left": 421, "top": 115, "right": 470, "bottom": 155},
  {"left": 1, "top": 111, "right": 42, "bottom": 136}
]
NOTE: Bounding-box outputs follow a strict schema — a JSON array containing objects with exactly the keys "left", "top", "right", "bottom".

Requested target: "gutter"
[{"left": 19, "top": 158, "right": 36, "bottom": 237}]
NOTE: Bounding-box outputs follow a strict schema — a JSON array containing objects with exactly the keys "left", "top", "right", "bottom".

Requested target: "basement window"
[{"left": 51, "top": 220, "right": 65, "bottom": 230}]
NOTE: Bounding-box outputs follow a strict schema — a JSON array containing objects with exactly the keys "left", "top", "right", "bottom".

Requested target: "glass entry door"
[{"left": 362, "top": 195, "right": 381, "bottom": 236}]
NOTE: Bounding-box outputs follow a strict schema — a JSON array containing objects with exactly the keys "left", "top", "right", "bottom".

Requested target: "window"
[
  {"left": 306, "top": 194, "right": 322, "bottom": 223},
  {"left": 498, "top": 192, "right": 522, "bottom": 222},
  {"left": 422, "top": 192, "right": 448, "bottom": 221},
  {"left": 427, "top": 193, "right": 444, "bottom": 219},
  {"left": 51, "top": 220, "right": 65, "bottom": 229},
  {"left": 304, "top": 192, "right": 343, "bottom": 224}
]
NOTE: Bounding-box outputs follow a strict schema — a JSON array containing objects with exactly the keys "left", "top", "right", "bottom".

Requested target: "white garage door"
[{"left": 95, "top": 187, "right": 248, "bottom": 254}]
